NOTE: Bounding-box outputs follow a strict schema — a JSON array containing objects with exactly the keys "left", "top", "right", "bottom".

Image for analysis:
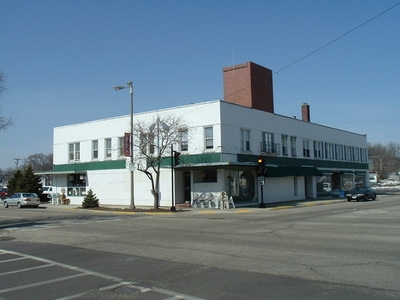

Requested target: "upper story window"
[
  {"left": 314, "top": 141, "right": 324, "bottom": 159},
  {"left": 261, "top": 132, "right": 276, "bottom": 154},
  {"left": 105, "top": 138, "right": 112, "bottom": 158},
  {"left": 302, "top": 139, "right": 310, "bottom": 157},
  {"left": 69, "top": 142, "right": 80, "bottom": 161},
  {"left": 325, "top": 142, "right": 334, "bottom": 160},
  {"left": 335, "top": 144, "right": 344, "bottom": 160},
  {"left": 180, "top": 129, "right": 188, "bottom": 151},
  {"left": 360, "top": 148, "right": 367, "bottom": 162},
  {"left": 344, "top": 145, "right": 351, "bottom": 161},
  {"left": 92, "top": 140, "right": 98, "bottom": 159},
  {"left": 118, "top": 137, "right": 124, "bottom": 157},
  {"left": 240, "top": 129, "right": 250, "bottom": 151},
  {"left": 204, "top": 126, "right": 213, "bottom": 149},
  {"left": 290, "top": 136, "right": 297, "bottom": 156},
  {"left": 353, "top": 147, "right": 360, "bottom": 162},
  {"left": 281, "top": 135, "right": 288, "bottom": 156}
]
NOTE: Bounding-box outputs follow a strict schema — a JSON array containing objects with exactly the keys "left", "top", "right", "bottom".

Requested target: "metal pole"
[
  {"left": 128, "top": 81, "right": 135, "bottom": 209},
  {"left": 259, "top": 184, "right": 265, "bottom": 208},
  {"left": 259, "top": 177, "right": 265, "bottom": 208},
  {"left": 171, "top": 145, "right": 176, "bottom": 211}
]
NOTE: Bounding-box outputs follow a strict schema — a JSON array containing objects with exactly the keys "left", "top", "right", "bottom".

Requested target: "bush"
[{"left": 82, "top": 189, "right": 99, "bottom": 208}]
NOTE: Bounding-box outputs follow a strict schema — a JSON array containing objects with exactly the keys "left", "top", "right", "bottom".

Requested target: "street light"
[{"left": 114, "top": 81, "right": 135, "bottom": 209}]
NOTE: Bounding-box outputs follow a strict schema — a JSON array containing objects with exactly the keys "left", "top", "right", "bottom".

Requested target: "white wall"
[
  {"left": 52, "top": 100, "right": 368, "bottom": 206},
  {"left": 263, "top": 176, "right": 305, "bottom": 203},
  {"left": 220, "top": 101, "right": 368, "bottom": 156}
]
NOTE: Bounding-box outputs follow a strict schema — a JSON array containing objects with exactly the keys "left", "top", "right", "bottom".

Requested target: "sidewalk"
[{"left": 41, "top": 197, "right": 347, "bottom": 212}]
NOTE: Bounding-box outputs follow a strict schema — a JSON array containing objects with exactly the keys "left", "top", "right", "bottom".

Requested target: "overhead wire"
[{"left": 273, "top": 1, "right": 400, "bottom": 76}]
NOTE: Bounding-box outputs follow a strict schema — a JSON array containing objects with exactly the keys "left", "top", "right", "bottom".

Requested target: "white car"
[{"left": 3, "top": 193, "right": 41, "bottom": 208}]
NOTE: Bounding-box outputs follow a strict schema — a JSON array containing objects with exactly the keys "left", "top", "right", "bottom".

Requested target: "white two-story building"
[{"left": 48, "top": 62, "right": 369, "bottom": 207}]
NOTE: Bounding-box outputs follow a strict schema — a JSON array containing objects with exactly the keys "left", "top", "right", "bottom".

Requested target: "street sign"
[{"left": 258, "top": 176, "right": 265, "bottom": 185}]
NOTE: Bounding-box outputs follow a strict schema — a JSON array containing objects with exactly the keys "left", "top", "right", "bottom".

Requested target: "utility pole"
[{"left": 13, "top": 158, "right": 22, "bottom": 169}]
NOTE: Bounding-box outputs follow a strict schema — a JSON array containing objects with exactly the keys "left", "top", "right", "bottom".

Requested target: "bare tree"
[
  {"left": 368, "top": 142, "right": 400, "bottom": 179},
  {"left": 132, "top": 114, "right": 187, "bottom": 208},
  {"left": 22, "top": 153, "right": 53, "bottom": 172},
  {"left": 0, "top": 72, "right": 13, "bottom": 131}
]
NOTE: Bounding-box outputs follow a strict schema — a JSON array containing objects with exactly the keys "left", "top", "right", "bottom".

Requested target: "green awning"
[{"left": 266, "top": 166, "right": 322, "bottom": 177}]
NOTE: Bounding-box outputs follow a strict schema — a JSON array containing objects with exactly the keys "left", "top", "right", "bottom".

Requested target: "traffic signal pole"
[
  {"left": 171, "top": 145, "right": 176, "bottom": 211},
  {"left": 258, "top": 156, "right": 266, "bottom": 208},
  {"left": 170, "top": 146, "right": 181, "bottom": 212}
]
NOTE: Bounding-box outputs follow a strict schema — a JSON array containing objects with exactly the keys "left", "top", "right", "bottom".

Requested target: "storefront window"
[
  {"left": 317, "top": 175, "right": 332, "bottom": 198},
  {"left": 67, "top": 173, "right": 87, "bottom": 197},
  {"left": 193, "top": 169, "right": 217, "bottom": 183},
  {"left": 229, "top": 170, "right": 255, "bottom": 202},
  {"left": 355, "top": 173, "right": 366, "bottom": 187},
  {"left": 342, "top": 174, "right": 353, "bottom": 190}
]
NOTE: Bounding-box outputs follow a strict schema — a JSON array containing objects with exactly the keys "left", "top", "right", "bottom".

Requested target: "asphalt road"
[{"left": 0, "top": 195, "right": 399, "bottom": 299}]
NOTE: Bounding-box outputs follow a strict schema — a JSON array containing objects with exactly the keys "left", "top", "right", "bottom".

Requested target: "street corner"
[
  {"left": 300, "top": 198, "right": 347, "bottom": 207},
  {"left": 268, "top": 205, "right": 296, "bottom": 210}
]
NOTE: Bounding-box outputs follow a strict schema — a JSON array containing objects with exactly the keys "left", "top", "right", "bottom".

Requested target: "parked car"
[
  {"left": 0, "top": 188, "right": 8, "bottom": 199},
  {"left": 39, "top": 186, "right": 53, "bottom": 202},
  {"left": 346, "top": 186, "right": 377, "bottom": 202},
  {"left": 2, "top": 193, "right": 41, "bottom": 208}
]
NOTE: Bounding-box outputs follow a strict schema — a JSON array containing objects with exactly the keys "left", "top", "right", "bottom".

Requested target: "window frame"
[
  {"left": 282, "top": 135, "right": 288, "bottom": 156},
  {"left": 180, "top": 129, "right": 189, "bottom": 152},
  {"left": 92, "top": 140, "right": 98, "bottom": 160},
  {"left": 240, "top": 129, "right": 250, "bottom": 151},
  {"left": 290, "top": 136, "right": 297, "bottom": 157},
  {"left": 302, "top": 139, "right": 310, "bottom": 158},
  {"left": 105, "top": 138, "right": 112, "bottom": 158},
  {"left": 68, "top": 142, "right": 80, "bottom": 161},
  {"left": 204, "top": 126, "right": 213, "bottom": 150},
  {"left": 118, "top": 136, "right": 124, "bottom": 157}
]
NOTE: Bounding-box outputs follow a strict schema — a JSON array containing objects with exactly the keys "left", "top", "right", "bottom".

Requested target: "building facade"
[{"left": 48, "top": 62, "right": 369, "bottom": 207}]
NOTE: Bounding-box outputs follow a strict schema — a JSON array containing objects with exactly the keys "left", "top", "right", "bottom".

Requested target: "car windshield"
[{"left": 22, "top": 193, "right": 36, "bottom": 197}]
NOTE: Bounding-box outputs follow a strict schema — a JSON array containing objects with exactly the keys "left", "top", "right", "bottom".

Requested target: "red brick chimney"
[
  {"left": 223, "top": 61, "right": 274, "bottom": 113},
  {"left": 302, "top": 103, "right": 310, "bottom": 122}
]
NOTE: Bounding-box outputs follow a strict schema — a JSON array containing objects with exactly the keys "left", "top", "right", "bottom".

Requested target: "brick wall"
[{"left": 223, "top": 61, "right": 274, "bottom": 113}]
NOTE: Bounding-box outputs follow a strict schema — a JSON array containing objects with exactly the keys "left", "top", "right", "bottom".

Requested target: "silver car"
[{"left": 3, "top": 193, "right": 41, "bottom": 208}]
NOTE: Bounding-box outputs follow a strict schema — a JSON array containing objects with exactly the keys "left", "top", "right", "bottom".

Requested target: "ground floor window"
[
  {"left": 194, "top": 169, "right": 217, "bottom": 183},
  {"left": 67, "top": 173, "right": 87, "bottom": 197},
  {"left": 318, "top": 172, "right": 367, "bottom": 198},
  {"left": 229, "top": 170, "right": 255, "bottom": 202},
  {"left": 317, "top": 175, "right": 332, "bottom": 198},
  {"left": 67, "top": 187, "right": 86, "bottom": 197}
]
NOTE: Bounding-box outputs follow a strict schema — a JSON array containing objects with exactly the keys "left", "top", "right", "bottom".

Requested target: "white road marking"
[{"left": 0, "top": 249, "right": 205, "bottom": 300}]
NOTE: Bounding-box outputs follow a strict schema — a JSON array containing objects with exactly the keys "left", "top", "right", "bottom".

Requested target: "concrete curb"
[{"left": 41, "top": 198, "right": 347, "bottom": 214}]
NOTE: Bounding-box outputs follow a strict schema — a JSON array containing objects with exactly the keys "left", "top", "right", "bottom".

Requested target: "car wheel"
[
  {"left": 364, "top": 194, "right": 369, "bottom": 201},
  {"left": 347, "top": 198, "right": 351, "bottom": 202},
  {"left": 17, "top": 202, "right": 22, "bottom": 209},
  {"left": 3, "top": 201, "right": 8, "bottom": 208}
]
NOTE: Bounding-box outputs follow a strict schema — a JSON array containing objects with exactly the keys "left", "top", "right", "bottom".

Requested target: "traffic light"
[
  {"left": 174, "top": 151, "right": 181, "bottom": 166},
  {"left": 257, "top": 155, "right": 265, "bottom": 176}
]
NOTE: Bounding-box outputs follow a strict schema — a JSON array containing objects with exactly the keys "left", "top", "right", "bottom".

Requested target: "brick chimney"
[
  {"left": 302, "top": 103, "right": 310, "bottom": 122},
  {"left": 223, "top": 61, "right": 274, "bottom": 113}
]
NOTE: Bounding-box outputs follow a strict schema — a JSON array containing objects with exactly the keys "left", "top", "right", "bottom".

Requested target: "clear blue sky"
[{"left": 1, "top": 0, "right": 399, "bottom": 169}]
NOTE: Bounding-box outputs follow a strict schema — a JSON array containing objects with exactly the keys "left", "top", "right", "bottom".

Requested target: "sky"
[{"left": 0, "top": 0, "right": 399, "bottom": 169}]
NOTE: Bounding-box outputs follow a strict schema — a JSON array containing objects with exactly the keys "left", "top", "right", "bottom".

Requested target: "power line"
[{"left": 274, "top": 2, "right": 400, "bottom": 76}]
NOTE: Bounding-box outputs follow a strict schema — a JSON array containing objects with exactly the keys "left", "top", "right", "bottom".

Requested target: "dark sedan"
[{"left": 346, "top": 186, "right": 377, "bottom": 202}]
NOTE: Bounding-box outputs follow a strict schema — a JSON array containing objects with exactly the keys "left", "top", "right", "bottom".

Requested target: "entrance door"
[{"left": 183, "top": 172, "right": 191, "bottom": 202}]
